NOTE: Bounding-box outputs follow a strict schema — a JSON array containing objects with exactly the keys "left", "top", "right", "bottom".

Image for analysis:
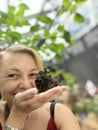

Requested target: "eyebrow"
[{"left": 7, "top": 68, "right": 38, "bottom": 72}]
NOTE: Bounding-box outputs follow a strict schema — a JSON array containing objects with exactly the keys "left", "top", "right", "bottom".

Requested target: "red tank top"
[
  {"left": 0, "top": 123, "right": 2, "bottom": 130},
  {"left": 47, "top": 102, "right": 57, "bottom": 130},
  {"left": 0, "top": 102, "right": 57, "bottom": 130}
]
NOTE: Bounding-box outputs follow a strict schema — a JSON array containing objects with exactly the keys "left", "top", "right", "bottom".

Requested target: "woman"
[{"left": 0, "top": 45, "right": 80, "bottom": 130}]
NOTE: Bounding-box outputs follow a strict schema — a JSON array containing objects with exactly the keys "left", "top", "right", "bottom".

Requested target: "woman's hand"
[
  {"left": 6, "top": 86, "right": 66, "bottom": 129},
  {"left": 11, "top": 86, "right": 66, "bottom": 116}
]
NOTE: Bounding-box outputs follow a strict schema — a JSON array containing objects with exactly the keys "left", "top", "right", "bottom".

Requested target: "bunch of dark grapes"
[{"left": 35, "top": 71, "right": 58, "bottom": 93}]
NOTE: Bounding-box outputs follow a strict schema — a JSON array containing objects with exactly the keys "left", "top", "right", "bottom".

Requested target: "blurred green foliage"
[
  {"left": 74, "top": 95, "right": 98, "bottom": 114},
  {"left": 0, "top": 0, "right": 87, "bottom": 86}
]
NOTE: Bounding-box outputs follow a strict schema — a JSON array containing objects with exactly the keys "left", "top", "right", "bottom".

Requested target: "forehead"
[
  {"left": 1, "top": 52, "right": 36, "bottom": 69},
  {"left": 3, "top": 52, "right": 34, "bottom": 60}
]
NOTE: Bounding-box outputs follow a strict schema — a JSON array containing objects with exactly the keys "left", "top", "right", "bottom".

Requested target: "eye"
[
  {"left": 7, "top": 74, "right": 18, "bottom": 79},
  {"left": 29, "top": 73, "right": 38, "bottom": 79}
]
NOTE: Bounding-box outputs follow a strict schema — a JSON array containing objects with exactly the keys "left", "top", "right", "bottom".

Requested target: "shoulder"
[
  {"left": 55, "top": 102, "right": 72, "bottom": 112},
  {"left": 55, "top": 103, "right": 74, "bottom": 120},
  {"left": 55, "top": 103, "right": 80, "bottom": 130}
]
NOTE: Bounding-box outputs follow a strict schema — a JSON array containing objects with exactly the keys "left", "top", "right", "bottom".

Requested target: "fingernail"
[
  {"left": 32, "top": 88, "right": 38, "bottom": 94},
  {"left": 59, "top": 86, "right": 69, "bottom": 91}
]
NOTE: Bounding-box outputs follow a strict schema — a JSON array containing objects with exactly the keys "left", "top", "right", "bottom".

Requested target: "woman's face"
[{"left": 0, "top": 52, "right": 38, "bottom": 108}]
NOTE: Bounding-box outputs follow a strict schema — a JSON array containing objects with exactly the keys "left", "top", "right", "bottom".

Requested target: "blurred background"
[{"left": 0, "top": 0, "right": 98, "bottom": 129}]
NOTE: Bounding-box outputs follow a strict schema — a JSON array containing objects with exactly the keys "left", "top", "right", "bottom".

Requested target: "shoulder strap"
[
  {"left": 50, "top": 102, "right": 56, "bottom": 119},
  {"left": 0, "top": 122, "right": 2, "bottom": 130}
]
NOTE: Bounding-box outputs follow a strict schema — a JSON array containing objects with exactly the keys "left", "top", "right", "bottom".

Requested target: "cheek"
[{"left": 1, "top": 80, "right": 18, "bottom": 96}]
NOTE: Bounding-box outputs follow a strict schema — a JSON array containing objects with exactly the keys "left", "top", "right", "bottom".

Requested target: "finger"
[
  {"left": 38, "top": 86, "right": 67, "bottom": 103},
  {"left": 15, "top": 88, "right": 38, "bottom": 101},
  {"left": 22, "top": 86, "right": 67, "bottom": 111}
]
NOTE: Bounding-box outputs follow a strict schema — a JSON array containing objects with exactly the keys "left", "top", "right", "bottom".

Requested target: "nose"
[{"left": 19, "top": 77, "right": 35, "bottom": 89}]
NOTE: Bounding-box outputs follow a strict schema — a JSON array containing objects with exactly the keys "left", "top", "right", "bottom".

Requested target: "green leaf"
[
  {"left": 16, "top": 11, "right": 24, "bottom": 18},
  {"left": 30, "top": 24, "right": 40, "bottom": 32},
  {"left": 58, "top": 6, "right": 67, "bottom": 15},
  {"left": 57, "top": 25, "right": 64, "bottom": 32},
  {"left": 6, "top": 30, "right": 22, "bottom": 40},
  {"left": 11, "top": 32, "right": 22, "bottom": 40},
  {"left": 56, "top": 43, "right": 65, "bottom": 50},
  {"left": 37, "top": 38, "right": 46, "bottom": 48},
  {"left": 8, "top": 6, "right": 15, "bottom": 15},
  {"left": 48, "top": 43, "right": 64, "bottom": 54},
  {"left": 16, "top": 3, "right": 29, "bottom": 18},
  {"left": 50, "top": 32, "right": 57, "bottom": 41},
  {"left": 70, "top": 39, "right": 76, "bottom": 45},
  {"left": 75, "top": 0, "right": 87, "bottom": 4},
  {"left": 18, "top": 20, "right": 30, "bottom": 26},
  {"left": 74, "top": 13, "right": 84, "bottom": 23},
  {"left": 7, "top": 6, "right": 21, "bottom": 27},
  {"left": 44, "top": 29, "right": 49, "bottom": 37},
  {"left": 47, "top": 44, "right": 57, "bottom": 52},
  {"left": 37, "top": 14, "right": 53, "bottom": 24},
  {"left": 0, "top": 30, "right": 4, "bottom": 37},
  {"left": 18, "top": 3, "right": 29, "bottom": 11},
  {"left": 34, "top": 34, "right": 41, "bottom": 39},
  {"left": 55, "top": 53, "right": 62, "bottom": 62},
  {"left": 69, "top": 5, "right": 77, "bottom": 13},
  {"left": 5, "top": 14, "right": 17, "bottom": 26},
  {"left": 63, "top": 0, "right": 70, "bottom": 7},
  {"left": 0, "top": 11, "right": 8, "bottom": 24},
  {"left": 63, "top": 30, "right": 71, "bottom": 43},
  {"left": 63, "top": 73, "right": 76, "bottom": 86}
]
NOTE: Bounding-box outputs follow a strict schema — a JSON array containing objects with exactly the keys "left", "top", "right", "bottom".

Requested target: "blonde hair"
[{"left": 0, "top": 44, "right": 44, "bottom": 71}]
